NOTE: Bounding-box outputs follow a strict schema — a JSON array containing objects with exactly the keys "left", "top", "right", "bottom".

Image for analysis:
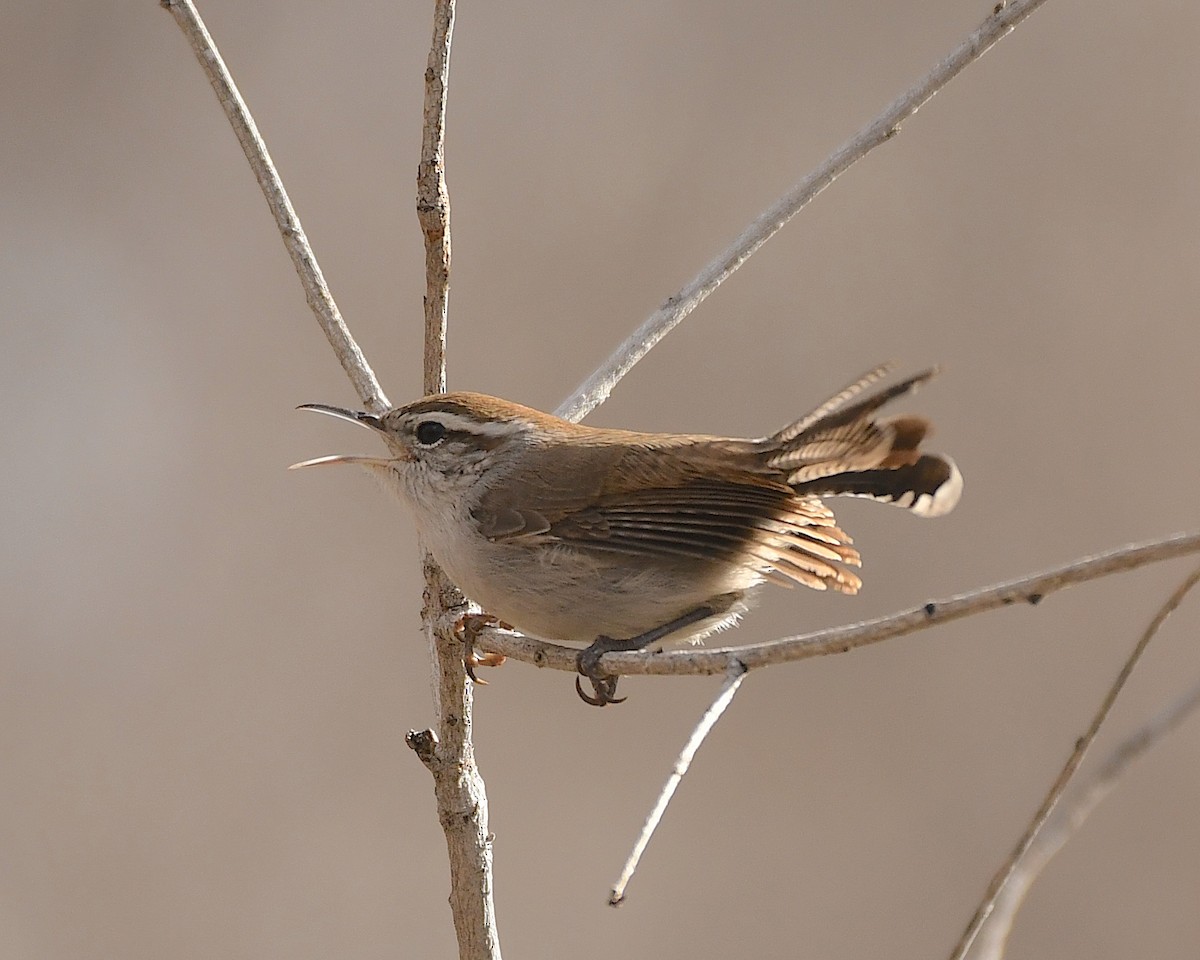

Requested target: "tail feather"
[
  {"left": 764, "top": 365, "right": 962, "bottom": 518},
  {"left": 773, "top": 365, "right": 936, "bottom": 443},
  {"left": 875, "top": 415, "right": 928, "bottom": 468},
  {"left": 794, "top": 454, "right": 963, "bottom": 518}
]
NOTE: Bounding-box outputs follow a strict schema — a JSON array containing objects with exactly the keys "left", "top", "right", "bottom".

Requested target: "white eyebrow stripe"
[{"left": 413, "top": 412, "right": 529, "bottom": 437}]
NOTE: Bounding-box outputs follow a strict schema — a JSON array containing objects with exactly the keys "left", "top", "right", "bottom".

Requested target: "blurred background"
[{"left": 3, "top": 1, "right": 1199, "bottom": 957}]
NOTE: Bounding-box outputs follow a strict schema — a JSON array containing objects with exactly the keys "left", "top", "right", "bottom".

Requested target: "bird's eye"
[{"left": 414, "top": 420, "right": 447, "bottom": 446}]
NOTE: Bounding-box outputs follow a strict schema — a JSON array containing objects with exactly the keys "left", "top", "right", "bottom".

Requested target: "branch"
[
  {"left": 161, "top": 0, "right": 389, "bottom": 414},
  {"left": 399, "top": 4, "right": 502, "bottom": 960},
  {"left": 409, "top": 560, "right": 501, "bottom": 960},
  {"left": 555, "top": 0, "right": 1049, "bottom": 423},
  {"left": 609, "top": 661, "right": 747, "bottom": 906},
  {"left": 474, "top": 533, "right": 1200, "bottom": 676},
  {"left": 416, "top": 0, "right": 453, "bottom": 398},
  {"left": 955, "top": 564, "right": 1200, "bottom": 960},
  {"left": 967, "top": 678, "right": 1200, "bottom": 960}
]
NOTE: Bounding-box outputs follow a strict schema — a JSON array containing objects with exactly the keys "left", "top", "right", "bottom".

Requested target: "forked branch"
[
  {"left": 165, "top": 2, "right": 496, "bottom": 956},
  {"left": 610, "top": 555, "right": 1200, "bottom": 930},
  {"left": 956, "top": 565, "right": 1200, "bottom": 960},
  {"left": 967, "top": 675, "right": 1200, "bottom": 960}
]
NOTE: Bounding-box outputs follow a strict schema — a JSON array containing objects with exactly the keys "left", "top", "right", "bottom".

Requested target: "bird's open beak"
[
  {"left": 288, "top": 454, "right": 391, "bottom": 470},
  {"left": 289, "top": 404, "right": 392, "bottom": 471},
  {"left": 295, "top": 403, "right": 385, "bottom": 430}
]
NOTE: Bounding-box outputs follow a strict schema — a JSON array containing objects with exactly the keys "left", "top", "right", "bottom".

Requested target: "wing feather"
[{"left": 536, "top": 479, "right": 861, "bottom": 593}]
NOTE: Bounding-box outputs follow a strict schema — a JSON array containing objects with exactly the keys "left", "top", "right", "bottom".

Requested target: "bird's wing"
[{"left": 471, "top": 439, "right": 862, "bottom": 593}]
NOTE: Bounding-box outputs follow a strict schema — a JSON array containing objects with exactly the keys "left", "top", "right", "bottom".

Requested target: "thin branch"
[
  {"left": 968, "top": 675, "right": 1200, "bottom": 960},
  {"left": 417, "top": 0, "right": 453, "bottom": 397},
  {"left": 953, "top": 564, "right": 1200, "bottom": 960},
  {"left": 402, "top": 4, "right": 501, "bottom": 960},
  {"left": 161, "top": 0, "right": 389, "bottom": 414},
  {"left": 609, "top": 661, "right": 747, "bottom": 907},
  {"left": 474, "top": 533, "right": 1200, "bottom": 675},
  {"left": 555, "top": 0, "right": 1049, "bottom": 423}
]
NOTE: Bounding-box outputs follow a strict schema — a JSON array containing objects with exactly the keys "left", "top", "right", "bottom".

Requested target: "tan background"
[{"left": 3, "top": 1, "right": 1199, "bottom": 957}]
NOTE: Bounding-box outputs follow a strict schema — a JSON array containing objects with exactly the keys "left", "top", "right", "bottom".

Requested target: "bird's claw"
[
  {"left": 455, "top": 613, "right": 509, "bottom": 684},
  {"left": 575, "top": 639, "right": 627, "bottom": 707}
]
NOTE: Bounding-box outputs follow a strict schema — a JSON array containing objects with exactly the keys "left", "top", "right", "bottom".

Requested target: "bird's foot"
[
  {"left": 575, "top": 635, "right": 641, "bottom": 707},
  {"left": 454, "top": 613, "right": 510, "bottom": 684}
]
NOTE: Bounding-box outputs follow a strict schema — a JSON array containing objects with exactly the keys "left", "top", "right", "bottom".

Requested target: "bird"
[{"left": 292, "top": 363, "right": 962, "bottom": 705}]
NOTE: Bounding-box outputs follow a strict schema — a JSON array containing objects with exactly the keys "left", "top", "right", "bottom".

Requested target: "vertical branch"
[
  {"left": 406, "top": 3, "right": 502, "bottom": 959},
  {"left": 409, "top": 560, "right": 501, "bottom": 960},
  {"left": 417, "top": 0, "right": 453, "bottom": 398}
]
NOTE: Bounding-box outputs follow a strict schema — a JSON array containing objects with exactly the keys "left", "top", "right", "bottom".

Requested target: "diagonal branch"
[
  {"left": 555, "top": 0, "right": 1050, "bottom": 423},
  {"left": 474, "top": 532, "right": 1200, "bottom": 676},
  {"left": 608, "top": 660, "right": 748, "bottom": 906},
  {"left": 955, "top": 564, "right": 1200, "bottom": 960},
  {"left": 162, "top": 0, "right": 388, "bottom": 413},
  {"left": 966, "top": 674, "right": 1200, "bottom": 960}
]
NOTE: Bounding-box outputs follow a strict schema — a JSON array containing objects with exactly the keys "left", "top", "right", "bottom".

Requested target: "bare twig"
[
  {"left": 161, "top": 0, "right": 389, "bottom": 413},
  {"left": 402, "top": 4, "right": 502, "bottom": 960},
  {"left": 967, "top": 676, "right": 1200, "bottom": 960},
  {"left": 555, "top": 0, "right": 1049, "bottom": 423},
  {"left": 475, "top": 533, "right": 1200, "bottom": 677},
  {"left": 609, "top": 661, "right": 748, "bottom": 906},
  {"left": 953, "top": 564, "right": 1200, "bottom": 960},
  {"left": 416, "top": 0, "right": 453, "bottom": 397}
]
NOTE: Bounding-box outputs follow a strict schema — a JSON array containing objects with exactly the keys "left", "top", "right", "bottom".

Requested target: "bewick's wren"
[{"left": 292, "top": 364, "right": 962, "bottom": 705}]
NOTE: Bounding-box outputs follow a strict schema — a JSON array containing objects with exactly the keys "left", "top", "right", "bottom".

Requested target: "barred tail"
[
  {"left": 793, "top": 453, "right": 963, "bottom": 518},
  {"left": 765, "top": 364, "right": 963, "bottom": 518}
]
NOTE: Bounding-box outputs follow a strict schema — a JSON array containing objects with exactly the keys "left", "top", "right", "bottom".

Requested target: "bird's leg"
[
  {"left": 454, "top": 613, "right": 510, "bottom": 684},
  {"left": 575, "top": 602, "right": 722, "bottom": 707}
]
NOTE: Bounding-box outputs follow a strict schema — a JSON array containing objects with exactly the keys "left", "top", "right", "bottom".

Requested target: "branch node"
[{"left": 406, "top": 728, "right": 440, "bottom": 768}]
